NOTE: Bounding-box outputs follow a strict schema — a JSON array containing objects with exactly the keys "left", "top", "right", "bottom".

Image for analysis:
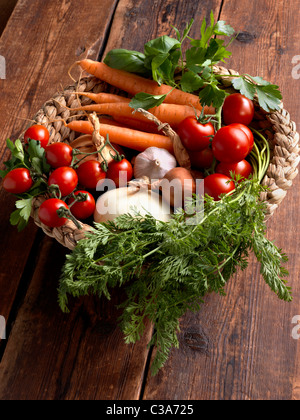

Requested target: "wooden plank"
[
  {"left": 0, "top": 0, "right": 153, "bottom": 400},
  {"left": 142, "top": 0, "right": 300, "bottom": 400},
  {"left": 103, "top": 0, "right": 223, "bottom": 55},
  {"left": 0, "top": 236, "right": 152, "bottom": 400},
  {"left": 0, "top": 0, "right": 18, "bottom": 36},
  {"left": 0, "top": 0, "right": 118, "bottom": 324}
]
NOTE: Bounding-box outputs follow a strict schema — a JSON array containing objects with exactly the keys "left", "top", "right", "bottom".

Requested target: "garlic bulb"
[{"left": 133, "top": 147, "right": 177, "bottom": 181}]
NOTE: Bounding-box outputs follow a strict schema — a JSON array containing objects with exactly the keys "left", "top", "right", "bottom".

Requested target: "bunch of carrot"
[{"left": 64, "top": 59, "right": 214, "bottom": 153}]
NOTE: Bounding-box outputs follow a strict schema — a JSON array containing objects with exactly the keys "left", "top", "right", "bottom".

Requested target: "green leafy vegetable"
[
  {"left": 103, "top": 11, "right": 282, "bottom": 112},
  {"left": 129, "top": 92, "right": 167, "bottom": 110},
  {"left": 58, "top": 177, "right": 291, "bottom": 375},
  {"left": 231, "top": 75, "right": 282, "bottom": 112},
  {"left": 104, "top": 49, "right": 149, "bottom": 75},
  {"left": 58, "top": 135, "right": 291, "bottom": 375}
]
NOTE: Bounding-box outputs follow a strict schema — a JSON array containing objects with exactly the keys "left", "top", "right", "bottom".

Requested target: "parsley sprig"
[{"left": 104, "top": 11, "right": 282, "bottom": 112}]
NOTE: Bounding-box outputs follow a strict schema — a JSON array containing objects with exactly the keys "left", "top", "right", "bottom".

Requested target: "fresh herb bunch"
[
  {"left": 58, "top": 177, "right": 290, "bottom": 375},
  {"left": 58, "top": 134, "right": 291, "bottom": 375},
  {"left": 104, "top": 11, "right": 282, "bottom": 112}
]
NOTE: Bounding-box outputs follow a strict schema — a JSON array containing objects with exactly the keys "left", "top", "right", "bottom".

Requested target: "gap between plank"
[
  {"left": 97, "top": 0, "right": 121, "bottom": 62},
  {"left": 0, "top": 229, "right": 45, "bottom": 362}
]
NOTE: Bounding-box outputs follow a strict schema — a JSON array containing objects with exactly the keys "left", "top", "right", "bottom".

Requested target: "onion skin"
[{"left": 160, "top": 167, "right": 196, "bottom": 208}]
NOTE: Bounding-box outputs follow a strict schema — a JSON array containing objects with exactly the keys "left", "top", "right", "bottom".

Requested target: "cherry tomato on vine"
[
  {"left": 76, "top": 160, "right": 106, "bottom": 190},
  {"left": 24, "top": 124, "right": 50, "bottom": 149},
  {"left": 229, "top": 123, "right": 254, "bottom": 154},
  {"left": 177, "top": 117, "right": 215, "bottom": 152},
  {"left": 48, "top": 166, "right": 78, "bottom": 197},
  {"left": 68, "top": 190, "right": 96, "bottom": 220},
  {"left": 46, "top": 143, "right": 73, "bottom": 168},
  {"left": 2, "top": 168, "right": 33, "bottom": 194},
  {"left": 215, "top": 160, "right": 253, "bottom": 181},
  {"left": 203, "top": 173, "right": 235, "bottom": 201},
  {"left": 106, "top": 158, "right": 133, "bottom": 188},
  {"left": 212, "top": 125, "right": 250, "bottom": 164},
  {"left": 189, "top": 147, "right": 214, "bottom": 169},
  {"left": 38, "top": 198, "right": 69, "bottom": 228},
  {"left": 222, "top": 93, "right": 254, "bottom": 126}
]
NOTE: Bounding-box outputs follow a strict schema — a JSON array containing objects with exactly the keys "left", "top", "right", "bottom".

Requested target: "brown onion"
[{"left": 160, "top": 167, "right": 196, "bottom": 208}]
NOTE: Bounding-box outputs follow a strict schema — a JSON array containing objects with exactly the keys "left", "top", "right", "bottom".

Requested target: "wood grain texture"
[
  {"left": 142, "top": 0, "right": 300, "bottom": 400},
  {"left": 0, "top": 0, "right": 118, "bottom": 322},
  {"left": 0, "top": 0, "right": 300, "bottom": 401},
  {"left": 0, "top": 0, "right": 17, "bottom": 36},
  {"left": 102, "top": 0, "right": 223, "bottom": 56},
  {"left": 0, "top": 0, "right": 152, "bottom": 400},
  {"left": 0, "top": 236, "right": 153, "bottom": 400}
]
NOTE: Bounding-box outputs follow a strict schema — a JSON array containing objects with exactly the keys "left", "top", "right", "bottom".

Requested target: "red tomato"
[
  {"left": 204, "top": 173, "right": 235, "bottom": 201},
  {"left": 46, "top": 143, "right": 73, "bottom": 168},
  {"left": 48, "top": 167, "right": 78, "bottom": 197},
  {"left": 38, "top": 198, "right": 69, "bottom": 228},
  {"left": 68, "top": 190, "right": 96, "bottom": 220},
  {"left": 229, "top": 123, "right": 254, "bottom": 153},
  {"left": 24, "top": 125, "right": 50, "bottom": 149},
  {"left": 189, "top": 147, "right": 214, "bottom": 169},
  {"left": 222, "top": 93, "right": 254, "bottom": 126},
  {"left": 76, "top": 160, "right": 106, "bottom": 190},
  {"left": 177, "top": 117, "right": 215, "bottom": 152},
  {"left": 106, "top": 158, "right": 133, "bottom": 188},
  {"left": 215, "top": 160, "right": 253, "bottom": 181},
  {"left": 212, "top": 125, "right": 249, "bottom": 164},
  {"left": 3, "top": 168, "right": 33, "bottom": 194}
]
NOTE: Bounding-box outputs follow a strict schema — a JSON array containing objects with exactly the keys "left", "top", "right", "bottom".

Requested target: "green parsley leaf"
[
  {"left": 198, "top": 82, "right": 226, "bottom": 108},
  {"left": 10, "top": 197, "right": 33, "bottom": 231},
  {"left": 180, "top": 70, "right": 204, "bottom": 93},
  {"left": 232, "top": 75, "right": 282, "bottom": 111},
  {"left": 129, "top": 92, "right": 167, "bottom": 111}
]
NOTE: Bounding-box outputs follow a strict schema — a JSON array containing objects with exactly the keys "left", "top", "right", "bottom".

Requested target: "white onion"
[{"left": 94, "top": 187, "right": 172, "bottom": 223}]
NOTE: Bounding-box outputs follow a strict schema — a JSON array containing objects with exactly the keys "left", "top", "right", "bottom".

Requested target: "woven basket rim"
[{"left": 26, "top": 65, "right": 300, "bottom": 250}]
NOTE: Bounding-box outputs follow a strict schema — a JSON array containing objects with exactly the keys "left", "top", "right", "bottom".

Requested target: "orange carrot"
[
  {"left": 77, "top": 60, "right": 215, "bottom": 114},
  {"left": 67, "top": 102, "right": 201, "bottom": 129},
  {"left": 98, "top": 116, "right": 128, "bottom": 127},
  {"left": 114, "top": 116, "right": 159, "bottom": 134},
  {"left": 74, "top": 91, "right": 130, "bottom": 104},
  {"left": 65, "top": 120, "right": 174, "bottom": 154}
]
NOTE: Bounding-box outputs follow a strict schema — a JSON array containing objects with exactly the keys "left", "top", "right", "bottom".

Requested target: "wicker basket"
[{"left": 27, "top": 65, "right": 300, "bottom": 250}]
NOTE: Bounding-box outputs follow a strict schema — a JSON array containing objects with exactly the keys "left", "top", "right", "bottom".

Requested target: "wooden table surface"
[{"left": 0, "top": 0, "right": 300, "bottom": 401}]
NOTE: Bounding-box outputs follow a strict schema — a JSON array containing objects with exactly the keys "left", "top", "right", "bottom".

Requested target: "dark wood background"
[{"left": 0, "top": 0, "right": 300, "bottom": 400}]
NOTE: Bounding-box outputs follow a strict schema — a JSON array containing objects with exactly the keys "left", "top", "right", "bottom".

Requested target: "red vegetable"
[
  {"left": 38, "top": 198, "right": 69, "bottom": 228},
  {"left": 177, "top": 116, "right": 215, "bottom": 152},
  {"left": 76, "top": 160, "right": 106, "bottom": 190},
  {"left": 222, "top": 93, "right": 254, "bottom": 126},
  {"left": 189, "top": 147, "right": 214, "bottom": 169},
  {"left": 46, "top": 143, "right": 73, "bottom": 168},
  {"left": 204, "top": 173, "right": 235, "bottom": 201},
  {"left": 48, "top": 167, "right": 78, "bottom": 197},
  {"left": 229, "top": 123, "right": 254, "bottom": 154},
  {"left": 106, "top": 158, "right": 133, "bottom": 188},
  {"left": 212, "top": 125, "right": 249, "bottom": 164},
  {"left": 215, "top": 160, "right": 253, "bottom": 180},
  {"left": 24, "top": 124, "right": 50, "bottom": 149},
  {"left": 68, "top": 190, "right": 96, "bottom": 220},
  {"left": 3, "top": 168, "right": 33, "bottom": 194}
]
